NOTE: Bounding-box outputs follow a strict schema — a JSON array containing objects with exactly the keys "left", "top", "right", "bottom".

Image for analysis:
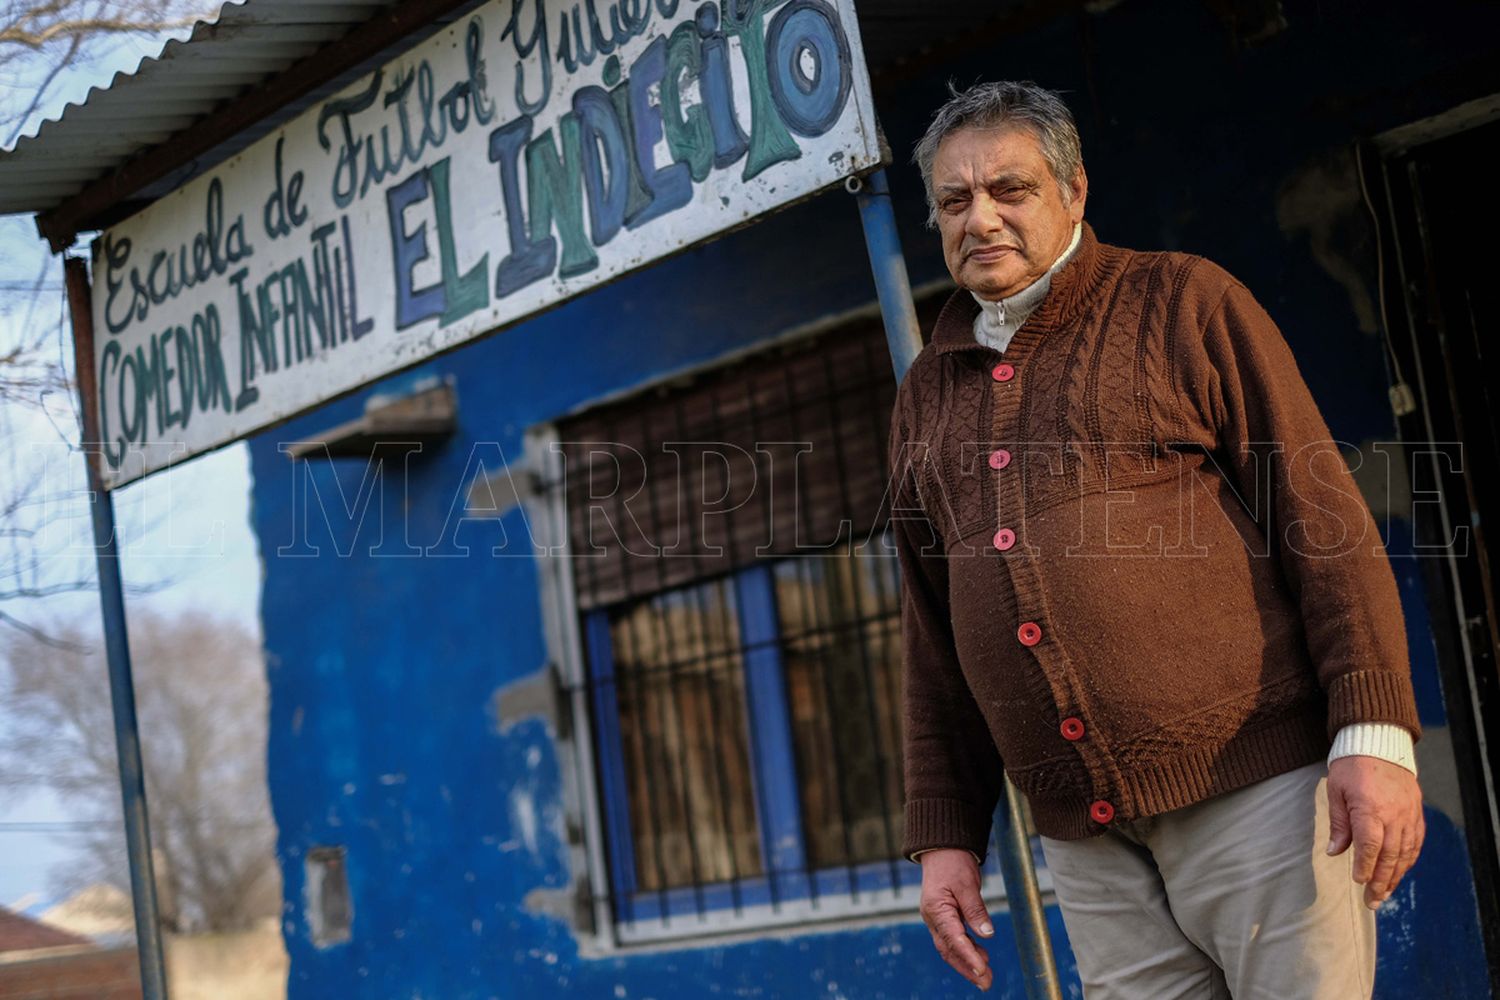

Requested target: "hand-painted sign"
[{"left": 91, "top": 0, "right": 881, "bottom": 487}]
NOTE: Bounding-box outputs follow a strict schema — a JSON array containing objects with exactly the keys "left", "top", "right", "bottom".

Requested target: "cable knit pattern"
[{"left": 889, "top": 221, "right": 1421, "bottom": 856}]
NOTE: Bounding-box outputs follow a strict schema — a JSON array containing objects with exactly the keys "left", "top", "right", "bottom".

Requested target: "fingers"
[
  {"left": 1354, "top": 805, "right": 1431, "bottom": 907},
  {"left": 957, "top": 881, "right": 996, "bottom": 940},
  {"left": 925, "top": 902, "right": 993, "bottom": 991},
  {"left": 1350, "top": 811, "right": 1383, "bottom": 888},
  {"left": 1393, "top": 826, "right": 1419, "bottom": 890},
  {"left": 1363, "top": 822, "right": 1401, "bottom": 908},
  {"left": 1326, "top": 780, "right": 1353, "bottom": 857},
  {"left": 1372, "top": 806, "right": 1428, "bottom": 906}
]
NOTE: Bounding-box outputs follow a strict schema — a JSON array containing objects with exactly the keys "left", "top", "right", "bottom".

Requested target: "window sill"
[{"left": 605, "top": 867, "right": 1053, "bottom": 949}]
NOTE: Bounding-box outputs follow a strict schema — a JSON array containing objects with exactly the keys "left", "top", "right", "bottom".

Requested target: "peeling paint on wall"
[{"left": 490, "top": 668, "right": 560, "bottom": 736}]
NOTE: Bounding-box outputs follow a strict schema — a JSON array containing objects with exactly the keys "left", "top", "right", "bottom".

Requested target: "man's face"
[{"left": 931, "top": 124, "right": 1088, "bottom": 300}]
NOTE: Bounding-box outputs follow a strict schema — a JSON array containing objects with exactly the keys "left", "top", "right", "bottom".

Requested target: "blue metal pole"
[
  {"left": 853, "top": 168, "right": 1063, "bottom": 1000},
  {"left": 851, "top": 169, "right": 923, "bottom": 381},
  {"left": 64, "top": 255, "right": 170, "bottom": 1000}
]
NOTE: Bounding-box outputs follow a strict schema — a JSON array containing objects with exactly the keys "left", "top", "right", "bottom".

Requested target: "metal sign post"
[
  {"left": 850, "top": 170, "right": 922, "bottom": 379},
  {"left": 852, "top": 169, "right": 1064, "bottom": 1000},
  {"left": 63, "top": 255, "right": 170, "bottom": 1000},
  {"left": 994, "top": 783, "right": 1065, "bottom": 1000}
]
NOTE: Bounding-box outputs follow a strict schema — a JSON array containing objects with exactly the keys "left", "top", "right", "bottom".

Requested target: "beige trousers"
[{"left": 1038, "top": 762, "right": 1376, "bottom": 1000}]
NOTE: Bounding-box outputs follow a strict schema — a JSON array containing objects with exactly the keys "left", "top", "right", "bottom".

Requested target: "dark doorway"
[{"left": 1374, "top": 109, "right": 1500, "bottom": 991}]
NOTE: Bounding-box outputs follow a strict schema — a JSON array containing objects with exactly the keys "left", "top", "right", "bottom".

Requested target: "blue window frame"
[
  {"left": 587, "top": 562, "right": 887, "bottom": 923},
  {"left": 583, "top": 545, "right": 1005, "bottom": 927}
]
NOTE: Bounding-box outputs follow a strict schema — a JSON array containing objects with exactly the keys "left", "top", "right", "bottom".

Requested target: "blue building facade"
[{"left": 248, "top": 1, "right": 1500, "bottom": 995}]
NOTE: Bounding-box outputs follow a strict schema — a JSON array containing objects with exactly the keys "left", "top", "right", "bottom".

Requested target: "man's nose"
[{"left": 964, "top": 192, "right": 1002, "bottom": 239}]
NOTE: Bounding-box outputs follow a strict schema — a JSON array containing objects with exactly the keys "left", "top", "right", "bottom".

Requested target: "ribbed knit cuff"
[
  {"left": 903, "top": 798, "right": 994, "bottom": 865},
  {"left": 910, "top": 848, "right": 984, "bottom": 866},
  {"left": 1329, "top": 722, "right": 1418, "bottom": 776},
  {"left": 1326, "top": 670, "right": 1422, "bottom": 739}
]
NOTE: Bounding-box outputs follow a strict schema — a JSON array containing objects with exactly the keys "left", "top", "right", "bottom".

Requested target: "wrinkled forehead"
[{"left": 931, "top": 123, "right": 1049, "bottom": 187}]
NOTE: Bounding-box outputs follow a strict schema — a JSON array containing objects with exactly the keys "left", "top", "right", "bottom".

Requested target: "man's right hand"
[{"left": 918, "top": 848, "right": 995, "bottom": 991}]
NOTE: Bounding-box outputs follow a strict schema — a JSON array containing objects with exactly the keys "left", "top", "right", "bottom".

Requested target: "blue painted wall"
[{"left": 248, "top": 1, "right": 1499, "bottom": 996}]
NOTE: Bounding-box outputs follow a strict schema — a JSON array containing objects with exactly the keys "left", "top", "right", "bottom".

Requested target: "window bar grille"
[
  {"left": 793, "top": 557, "right": 859, "bottom": 899},
  {"left": 682, "top": 508, "right": 756, "bottom": 911},
  {"left": 617, "top": 602, "right": 672, "bottom": 923},
  {"left": 774, "top": 364, "right": 824, "bottom": 912},
  {"left": 820, "top": 347, "right": 905, "bottom": 890},
  {"left": 623, "top": 423, "right": 710, "bottom": 921},
  {"left": 680, "top": 391, "right": 754, "bottom": 916},
  {"left": 699, "top": 382, "right": 802, "bottom": 915},
  {"left": 734, "top": 563, "right": 809, "bottom": 905},
  {"left": 580, "top": 443, "right": 674, "bottom": 924},
  {"left": 643, "top": 589, "right": 711, "bottom": 920},
  {"left": 732, "top": 368, "right": 796, "bottom": 914},
  {"left": 781, "top": 362, "right": 863, "bottom": 901},
  {"left": 566, "top": 324, "right": 933, "bottom": 931},
  {"left": 581, "top": 611, "right": 639, "bottom": 921},
  {"left": 855, "top": 337, "right": 914, "bottom": 891},
  {"left": 675, "top": 577, "right": 750, "bottom": 916}
]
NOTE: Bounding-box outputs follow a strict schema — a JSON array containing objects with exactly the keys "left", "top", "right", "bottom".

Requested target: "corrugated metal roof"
[
  {"left": 0, "top": 0, "right": 476, "bottom": 218},
  {"left": 0, "top": 0, "right": 1065, "bottom": 224}
]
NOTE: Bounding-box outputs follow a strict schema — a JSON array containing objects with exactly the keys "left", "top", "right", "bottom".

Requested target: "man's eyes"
[{"left": 939, "top": 186, "right": 1027, "bottom": 212}]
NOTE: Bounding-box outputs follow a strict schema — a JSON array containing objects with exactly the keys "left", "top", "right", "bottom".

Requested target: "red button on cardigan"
[
  {"left": 1060, "top": 717, "right": 1085, "bottom": 741},
  {"left": 991, "top": 363, "right": 1015, "bottom": 382},
  {"left": 1090, "top": 800, "right": 1115, "bottom": 824},
  {"left": 993, "top": 528, "right": 1016, "bottom": 551},
  {"left": 1017, "top": 621, "right": 1042, "bottom": 646},
  {"left": 988, "top": 448, "right": 1012, "bottom": 470}
]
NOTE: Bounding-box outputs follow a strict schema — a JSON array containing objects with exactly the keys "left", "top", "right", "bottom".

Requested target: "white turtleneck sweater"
[
  {"left": 970, "top": 222, "right": 1083, "bottom": 353},
  {"left": 965, "top": 221, "right": 1416, "bottom": 779}
]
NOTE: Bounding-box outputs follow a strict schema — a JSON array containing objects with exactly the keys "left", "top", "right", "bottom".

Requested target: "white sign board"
[{"left": 91, "top": 0, "right": 881, "bottom": 487}]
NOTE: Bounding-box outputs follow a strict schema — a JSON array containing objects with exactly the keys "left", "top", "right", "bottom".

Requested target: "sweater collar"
[
  {"left": 931, "top": 219, "right": 1106, "bottom": 358},
  {"left": 970, "top": 221, "right": 1082, "bottom": 337}
]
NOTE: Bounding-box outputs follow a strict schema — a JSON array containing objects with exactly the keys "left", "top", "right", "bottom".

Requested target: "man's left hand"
[{"left": 1326, "top": 755, "right": 1425, "bottom": 909}]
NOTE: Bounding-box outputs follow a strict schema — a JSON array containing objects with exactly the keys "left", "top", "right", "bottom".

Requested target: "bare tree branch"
[
  {"left": 4, "top": 31, "right": 76, "bottom": 145},
  {"left": 0, "top": 1, "right": 223, "bottom": 142},
  {"left": 0, "top": 14, "right": 204, "bottom": 49},
  {"left": 0, "top": 610, "right": 281, "bottom": 932}
]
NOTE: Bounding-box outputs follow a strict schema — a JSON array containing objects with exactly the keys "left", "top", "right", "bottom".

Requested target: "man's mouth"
[{"left": 966, "top": 245, "right": 1017, "bottom": 262}]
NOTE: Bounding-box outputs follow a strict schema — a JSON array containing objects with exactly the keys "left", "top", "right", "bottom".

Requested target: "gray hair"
[{"left": 912, "top": 80, "right": 1083, "bottom": 227}]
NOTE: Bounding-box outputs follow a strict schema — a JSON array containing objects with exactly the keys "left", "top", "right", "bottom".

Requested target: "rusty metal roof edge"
[
  {"left": 0, "top": 0, "right": 494, "bottom": 230},
  {"left": 4, "top": 1, "right": 415, "bottom": 161}
]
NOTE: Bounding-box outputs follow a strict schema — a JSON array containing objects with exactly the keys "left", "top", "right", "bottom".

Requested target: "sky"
[{"left": 0, "top": 9, "right": 263, "bottom": 911}]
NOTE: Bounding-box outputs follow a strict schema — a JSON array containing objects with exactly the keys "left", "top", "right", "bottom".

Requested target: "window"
[{"left": 534, "top": 301, "right": 1020, "bottom": 942}]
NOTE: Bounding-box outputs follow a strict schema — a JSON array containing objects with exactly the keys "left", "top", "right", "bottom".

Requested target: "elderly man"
[{"left": 888, "top": 81, "right": 1425, "bottom": 998}]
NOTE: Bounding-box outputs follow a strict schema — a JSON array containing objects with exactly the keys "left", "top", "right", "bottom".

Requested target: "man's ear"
[{"left": 1068, "top": 165, "right": 1088, "bottom": 223}]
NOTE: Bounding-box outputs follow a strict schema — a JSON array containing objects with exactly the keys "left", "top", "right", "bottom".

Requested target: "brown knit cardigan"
[{"left": 890, "top": 221, "right": 1421, "bottom": 854}]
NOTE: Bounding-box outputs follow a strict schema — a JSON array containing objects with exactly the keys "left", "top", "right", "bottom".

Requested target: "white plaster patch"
[{"left": 511, "top": 788, "right": 539, "bottom": 855}]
